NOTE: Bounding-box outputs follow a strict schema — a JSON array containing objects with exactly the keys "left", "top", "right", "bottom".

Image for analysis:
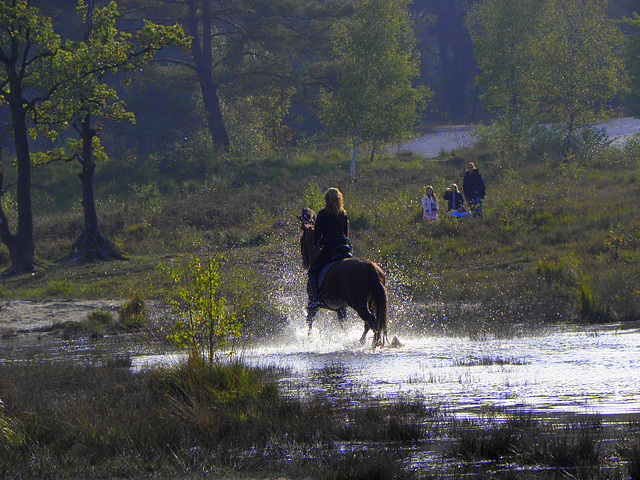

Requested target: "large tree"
[
  {"left": 141, "top": 0, "right": 346, "bottom": 151},
  {"left": 532, "top": 0, "right": 626, "bottom": 151},
  {"left": 0, "top": 0, "right": 61, "bottom": 274},
  {"left": 466, "top": 0, "right": 545, "bottom": 134},
  {"left": 42, "top": 0, "right": 186, "bottom": 264},
  {"left": 320, "top": 0, "right": 429, "bottom": 178}
]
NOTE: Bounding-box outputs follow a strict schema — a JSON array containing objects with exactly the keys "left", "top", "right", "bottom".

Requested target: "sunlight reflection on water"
[
  {"left": 239, "top": 318, "right": 640, "bottom": 416},
  {"left": 1, "top": 309, "right": 638, "bottom": 417}
]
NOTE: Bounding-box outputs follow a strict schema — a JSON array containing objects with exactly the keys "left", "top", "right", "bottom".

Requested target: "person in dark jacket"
[
  {"left": 463, "top": 163, "right": 486, "bottom": 218},
  {"left": 442, "top": 183, "right": 466, "bottom": 215},
  {"left": 307, "top": 187, "right": 352, "bottom": 310}
]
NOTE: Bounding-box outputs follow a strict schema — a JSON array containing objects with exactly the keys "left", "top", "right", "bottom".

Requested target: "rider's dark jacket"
[
  {"left": 310, "top": 209, "right": 350, "bottom": 278},
  {"left": 313, "top": 209, "right": 349, "bottom": 251}
]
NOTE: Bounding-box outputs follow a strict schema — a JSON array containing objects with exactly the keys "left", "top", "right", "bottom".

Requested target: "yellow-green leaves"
[{"left": 161, "top": 255, "right": 243, "bottom": 362}]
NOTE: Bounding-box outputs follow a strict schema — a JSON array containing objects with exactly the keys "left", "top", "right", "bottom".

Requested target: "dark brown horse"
[{"left": 298, "top": 208, "right": 388, "bottom": 347}]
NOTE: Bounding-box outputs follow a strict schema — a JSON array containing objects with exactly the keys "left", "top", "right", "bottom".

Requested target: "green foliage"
[
  {"left": 42, "top": 279, "right": 75, "bottom": 297},
  {"left": 467, "top": 0, "right": 544, "bottom": 136},
  {"left": 469, "top": 0, "right": 626, "bottom": 156},
  {"left": 578, "top": 278, "right": 596, "bottom": 320},
  {"left": 132, "top": 181, "right": 163, "bottom": 217},
  {"left": 161, "top": 255, "right": 242, "bottom": 361},
  {"left": 150, "top": 355, "right": 275, "bottom": 404},
  {"left": 302, "top": 182, "right": 324, "bottom": 212},
  {"left": 320, "top": 0, "right": 430, "bottom": 176},
  {"left": 0, "top": 400, "right": 23, "bottom": 457},
  {"left": 86, "top": 309, "right": 113, "bottom": 326},
  {"left": 38, "top": 0, "right": 188, "bottom": 145},
  {"left": 604, "top": 222, "right": 640, "bottom": 259},
  {"left": 531, "top": 0, "right": 626, "bottom": 150}
]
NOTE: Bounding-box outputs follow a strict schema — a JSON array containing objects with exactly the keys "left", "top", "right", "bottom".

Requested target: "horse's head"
[
  {"left": 297, "top": 207, "right": 316, "bottom": 226},
  {"left": 297, "top": 207, "right": 316, "bottom": 269}
]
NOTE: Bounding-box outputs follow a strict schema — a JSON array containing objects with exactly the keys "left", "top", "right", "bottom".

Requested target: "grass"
[
  {"left": 2, "top": 142, "right": 639, "bottom": 330},
  {"left": 0, "top": 360, "right": 637, "bottom": 479}
]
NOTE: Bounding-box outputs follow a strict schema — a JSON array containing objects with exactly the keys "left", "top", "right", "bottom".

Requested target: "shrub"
[
  {"left": 161, "top": 255, "right": 242, "bottom": 361},
  {"left": 86, "top": 310, "right": 113, "bottom": 326},
  {"left": 0, "top": 400, "right": 23, "bottom": 473},
  {"left": 118, "top": 293, "right": 147, "bottom": 329}
]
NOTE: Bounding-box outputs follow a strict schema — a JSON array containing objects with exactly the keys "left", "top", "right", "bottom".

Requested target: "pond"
[
  {"left": 1, "top": 298, "right": 638, "bottom": 476},
  {"left": 2, "top": 300, "right": 638, "bottom": 418}
]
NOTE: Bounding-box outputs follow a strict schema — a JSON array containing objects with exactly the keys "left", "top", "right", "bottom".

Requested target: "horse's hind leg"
[
  {"left": 359, "top": 324, "right": 370, "bottom": 345},
  {"left": 336, "top": 308, "right": 347, "bottom": 331},
  {"left": 353, "top": 305, "right": 376, "bottom": 345}
]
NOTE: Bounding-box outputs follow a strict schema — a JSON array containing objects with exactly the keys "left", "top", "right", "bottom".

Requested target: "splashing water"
[{"left": 237, "top": 229, "right": 640, "bottom": 417}]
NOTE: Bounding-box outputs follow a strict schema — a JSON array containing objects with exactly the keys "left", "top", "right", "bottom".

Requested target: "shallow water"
[
  {"left": 1, "top": 307, "right": 638, "bottom": 418},
  {"left": 238, "top": 318, "right": 640, "bottom": 417},
  {"left": 395, "top": 117, "right": 640, "bottom": 157}
]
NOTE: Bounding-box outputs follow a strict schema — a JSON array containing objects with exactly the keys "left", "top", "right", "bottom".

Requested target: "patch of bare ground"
[{"left": 0, "top": 299, "right": 169, "bottom": 336}]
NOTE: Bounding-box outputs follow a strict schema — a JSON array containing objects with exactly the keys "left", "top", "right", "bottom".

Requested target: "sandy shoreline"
[{"left": 0, "top": 299, "right": 124, "bottom": 335}]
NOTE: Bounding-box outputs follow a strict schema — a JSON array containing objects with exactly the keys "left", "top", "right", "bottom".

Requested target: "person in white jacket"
[{"left": 422, "top": 185, "right": 439, "bottom": 221}]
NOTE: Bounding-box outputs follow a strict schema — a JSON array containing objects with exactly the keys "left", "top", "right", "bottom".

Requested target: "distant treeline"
[{"left": 3, "top": 0, "right": 637, "bottom": 161}]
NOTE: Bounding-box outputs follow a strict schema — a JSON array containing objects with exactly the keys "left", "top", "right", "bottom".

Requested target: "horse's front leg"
[{"left": 306, "top": 306, "right": 319, "bottom": 336}]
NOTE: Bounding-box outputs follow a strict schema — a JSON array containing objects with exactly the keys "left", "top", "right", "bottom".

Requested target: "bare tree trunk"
[
  {"left": 369, "top": 139, "right": 378, "bottom": 163},
  {"left": 1, "top": 84, "right": 36, "bottom": 275},
  {"left": 189, "top": 0, "right": 230, "bottom": 149}
]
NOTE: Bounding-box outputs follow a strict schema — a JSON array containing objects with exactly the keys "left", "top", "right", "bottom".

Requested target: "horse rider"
[{"left": 307, "top": 187, "right": 352, "bottom": 310}]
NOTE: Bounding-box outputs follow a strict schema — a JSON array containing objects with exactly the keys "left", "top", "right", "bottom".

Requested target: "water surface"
[{"left": 239, "top": 319, "right": 640, "bottom": 416}]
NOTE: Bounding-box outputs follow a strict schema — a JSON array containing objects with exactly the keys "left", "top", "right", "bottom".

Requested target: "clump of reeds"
[
  {"left": 446, "top": 410, "right": 630, "bottom": 478},
  {"left": 118, "top": 292, "right": 147, "bottom": 329}
]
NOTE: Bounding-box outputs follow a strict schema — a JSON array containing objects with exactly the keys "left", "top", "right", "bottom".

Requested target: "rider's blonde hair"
[{"left": 324, "top": 187, "right": 346, "bottom": 216}]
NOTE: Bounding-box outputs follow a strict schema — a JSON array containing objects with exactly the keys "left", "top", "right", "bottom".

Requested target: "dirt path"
[{"left": 393, "top": 117, "right": 640, "bottom": 158}]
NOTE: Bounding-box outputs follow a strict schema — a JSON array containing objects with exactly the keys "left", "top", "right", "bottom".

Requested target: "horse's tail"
[{"left": 370, "top": 264, "right": 388, "bottom": 341}]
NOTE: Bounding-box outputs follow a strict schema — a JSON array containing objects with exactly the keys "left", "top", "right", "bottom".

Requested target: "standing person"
[
  {"left": 463, "top": 162, "right": 486, "bottom": 218},
  {"left": 307, "top": 187, "right": 352, "bottom": 310},
  {"left": 422, "top": 185, "right": 439, "bottom": 221},
  {"left": 442, "top": 183, "right": 466, "bottom": 216}
]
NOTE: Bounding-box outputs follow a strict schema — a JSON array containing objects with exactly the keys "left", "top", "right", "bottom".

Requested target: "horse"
[{"left": 297, "top": 208, "right": 388, "bottom": 347}]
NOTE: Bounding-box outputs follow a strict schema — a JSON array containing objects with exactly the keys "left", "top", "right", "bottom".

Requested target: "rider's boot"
[{"left": 306, "top": 275, "right": 322, "bottom": 311}]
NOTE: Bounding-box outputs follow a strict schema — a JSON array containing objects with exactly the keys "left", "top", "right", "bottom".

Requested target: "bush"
[
  {"left": 161, "top": 255, "right": 242, "bottom": 361},
  {"left": 118, "top": 293, "right": 147, "bottom": 329}
]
